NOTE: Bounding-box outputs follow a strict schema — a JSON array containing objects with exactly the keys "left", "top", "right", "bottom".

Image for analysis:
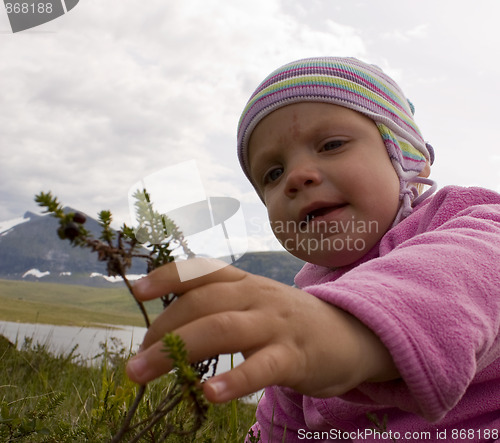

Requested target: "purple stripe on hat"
[
  {"left": 236, "top": 57, "right": 436, "bottom": 225},
  {"left": 384, "top": 139, "right": 426, "bottom": 173},
  {"left": 241, "top": 83, "right": 423, "bottom": 146},
  {"left": 257, "top": 66, "right": 407, "bottom": 115}
]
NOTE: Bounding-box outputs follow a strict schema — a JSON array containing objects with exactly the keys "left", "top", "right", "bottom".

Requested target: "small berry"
[
  {"left": 73, "top": 212, "right": 86, "bottom": 224},
  {"left": 57, "top": 226, "right": 67, "bottom": 240},
  {"left": 63, "top": 222, "right": 80, "bottom": 241}
]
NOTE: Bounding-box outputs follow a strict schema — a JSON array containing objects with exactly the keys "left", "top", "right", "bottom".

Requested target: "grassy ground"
[
  {"left": 0, "top": 280, "right": 260, "bottom": 441},
  {"left": 0, "top": 279, "right": 163, "bottom": 327},
  {"left": 0, "top": 335, "right": 258, "bottom": 442}
]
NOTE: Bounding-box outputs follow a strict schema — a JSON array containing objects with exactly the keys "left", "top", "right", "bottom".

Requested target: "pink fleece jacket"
[{"left": 249, "top": 186, "right": 500, "bottom": 442}]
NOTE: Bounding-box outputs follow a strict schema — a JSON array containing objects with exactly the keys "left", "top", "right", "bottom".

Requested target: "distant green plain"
[{"left": 0, "top": 279, "right": 163, "bottom": 327}]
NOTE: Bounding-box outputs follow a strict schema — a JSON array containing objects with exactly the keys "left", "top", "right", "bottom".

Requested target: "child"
[{"left": 126, "top": 57, "right": 500, "bottom": 442}]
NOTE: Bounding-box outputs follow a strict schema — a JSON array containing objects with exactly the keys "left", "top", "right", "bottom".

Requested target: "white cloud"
[
  {"left": 407, "top": 24, "right": 429, "bottom": 38},
  {"left": 383, "top": 23, "right": 429, "bottom": 42},
  {"left": 0, "top": 0, "right": 367, "bottom": 228},
  {"left": 1, "top": 0, "right": 499, "bottom": 251}
]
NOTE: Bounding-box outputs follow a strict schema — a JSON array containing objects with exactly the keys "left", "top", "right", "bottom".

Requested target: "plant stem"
[
  {"left": 109, "top": 385, "right": 147, "bottom": 443},
  {"left": 120, "top": 273, "right": 150, "bottom": 329}
]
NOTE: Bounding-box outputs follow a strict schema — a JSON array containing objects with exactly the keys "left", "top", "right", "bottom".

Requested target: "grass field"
[
  {"left": 0, "top": 335, "right": 258, "bottom": 442},
  {"left": 0, "top": 279, "right": 164, "bottom": 327},
  {"left": 0, "top": 280, "right": 261, "bottom": 441}
]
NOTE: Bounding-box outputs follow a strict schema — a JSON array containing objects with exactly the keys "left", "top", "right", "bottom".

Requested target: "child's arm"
[
  {"left": 126, "top": 258, "right": 399, "bottom": 403},
  {"left": 295, "top": 191, "right": 500, "bottom": 423}
]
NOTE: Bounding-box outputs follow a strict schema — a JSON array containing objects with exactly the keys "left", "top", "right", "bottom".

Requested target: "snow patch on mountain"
[
  {"left": 0, "top": 216, "right": 30, "bottom": 236},
  {"left": 22, "top": 269, "right": 51, "bottom": 278},
  {"left": 90, "top": 273, "right": 146, "bottom": 283}
]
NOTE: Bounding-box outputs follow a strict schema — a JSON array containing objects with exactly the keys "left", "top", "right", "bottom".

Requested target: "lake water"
[
  {"left": 0, "top": 321, "right": 244, "bottom": 377},
  {"left": 0, "top": 320, "right": 146, "bottom": 362}
]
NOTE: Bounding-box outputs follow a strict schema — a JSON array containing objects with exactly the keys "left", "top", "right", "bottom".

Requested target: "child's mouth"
[{"left": 301, "top": 204, "right": 348, "bottom": 226}]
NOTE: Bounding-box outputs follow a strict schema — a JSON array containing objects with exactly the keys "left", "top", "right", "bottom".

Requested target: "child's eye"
[
  {"left": 264, "top": 167, "right": 283, "bottom": 184},
  {"left": 322, "top": 140, "right": 345, "bottom": 151}
]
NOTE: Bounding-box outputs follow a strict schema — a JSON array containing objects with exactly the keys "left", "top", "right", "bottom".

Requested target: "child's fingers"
[
  {"left": 203, "top": 345, "right": 297, "bottom": 403},
  {"left": 140, "top": 287, "right": 253, "bottom": 350},
  {"left": 126, "top": 340, "right": 168, "bottom": 384},
  {"left": 126, "top": 310, "right": 273, "bottom": 386},
  {"left": 127, "top": 341, "right": 296, "bottom": 403},
  {"left": 132, "top": 258, "right": 246, "bottom": 301}
]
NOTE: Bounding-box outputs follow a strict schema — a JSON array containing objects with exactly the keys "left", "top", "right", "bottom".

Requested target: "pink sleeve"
[
  {"left": 302, "top": 197, "right": 500, "bottom": 422},
  {"left": 246, "top": 386, "right": 313, "bottom": 443}
]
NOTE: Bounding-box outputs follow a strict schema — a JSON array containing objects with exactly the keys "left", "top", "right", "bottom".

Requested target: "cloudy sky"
[{"left": 1, "top": 0, "right": 499, "bottom": 252}]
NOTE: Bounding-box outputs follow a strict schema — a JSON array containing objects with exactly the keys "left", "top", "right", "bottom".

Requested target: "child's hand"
[{"left": 126, "top": 258, "right": 398, "bottom": 403}]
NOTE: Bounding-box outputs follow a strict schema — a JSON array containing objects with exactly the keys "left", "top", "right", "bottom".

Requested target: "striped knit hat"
[{"left": 237, "top": 57, "right": 436, "bottom": 224}]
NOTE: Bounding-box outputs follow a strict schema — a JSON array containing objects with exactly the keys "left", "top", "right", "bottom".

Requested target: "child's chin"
[
  {"left": 287, "top": 244, "right": 368, "bottom": 269},
  {"left": 308, "top": 253, "right": 366, "bottom": 268}
]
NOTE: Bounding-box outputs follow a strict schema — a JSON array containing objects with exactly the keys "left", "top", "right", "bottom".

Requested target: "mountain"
[
  {"left": 0, "top": 210, "right": 147, "bottom": 286},
  {"left": 0, "top": 211, "right": 304, "bottom": 287},
  {"left": 228, "top": 250, "right": 304, "bottom": 285}
]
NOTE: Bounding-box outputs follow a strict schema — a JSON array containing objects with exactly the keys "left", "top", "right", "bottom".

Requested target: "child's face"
[{"left": 248, "top": 102, "right": 400, "bottom": 267}]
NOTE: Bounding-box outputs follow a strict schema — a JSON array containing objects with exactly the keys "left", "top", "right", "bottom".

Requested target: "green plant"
[
  {"left": 0, "top": 391, "right": 64, "bottom": 440},
  {"left": 0, "top": 334, "right": 258, "bottom": 442},
  {"left": 34, "top": 190, "right": 219, "bottom": 442},
  {"left": 0, "top": 337, "right": 98, "bottom": 441},
  {"left": 366, "top": 412, "right": 398, "bottom": 443}
]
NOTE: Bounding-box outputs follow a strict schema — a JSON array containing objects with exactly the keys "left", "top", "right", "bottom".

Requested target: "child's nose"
[{"left": 285, "top": 161, "right": 322, "bottom": 197}]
